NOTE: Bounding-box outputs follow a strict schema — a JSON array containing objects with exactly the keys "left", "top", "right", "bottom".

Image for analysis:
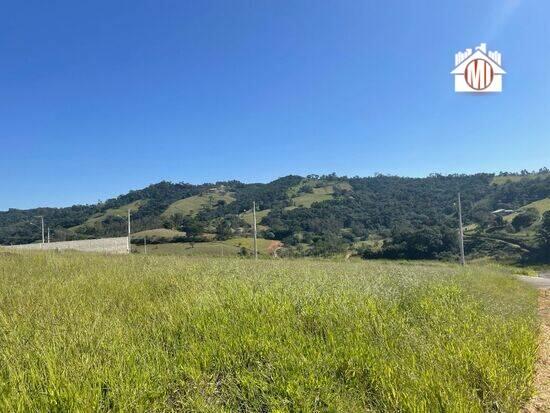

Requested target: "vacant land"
[
  {"left": 134, "top": 237, "right": 275, "bottom": 257},
  {"left": 0, "top": 253, "right": 539, "bottom": 411}
]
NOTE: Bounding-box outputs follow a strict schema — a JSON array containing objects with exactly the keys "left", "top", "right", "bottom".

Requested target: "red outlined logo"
[
  {"left": 464, "top": 59, "right": 494, "bottom": 90},
  {"left": 451, "top": 43, "right": 505, "bottom": 93}
]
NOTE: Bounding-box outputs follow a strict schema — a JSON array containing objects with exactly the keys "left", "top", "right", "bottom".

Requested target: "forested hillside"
[{"left": 2, "top": 169, "right": 549, "bottom": 262}]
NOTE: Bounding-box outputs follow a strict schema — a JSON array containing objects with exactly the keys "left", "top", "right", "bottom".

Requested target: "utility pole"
[
  {"left": 127, "top": 209, "right": 131, "bottom": 254},
  {"left": 457, "top": 193, "right": 465, "bottom": 266},
  {"left": 47, "top": 227, "right": 50, "bottom": 243},
  {"left": 144, "top": 236, "right": 147, "bottom": 255},
  {"left": 252, "top": 201, "right": 258, "bottom": 260}
]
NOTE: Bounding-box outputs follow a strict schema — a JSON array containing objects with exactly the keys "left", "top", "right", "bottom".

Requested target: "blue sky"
[{"left": 1, "top": 0, "right": 549, "bottom": 210}]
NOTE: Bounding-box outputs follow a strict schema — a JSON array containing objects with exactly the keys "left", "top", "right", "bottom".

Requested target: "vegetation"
[
  {"left": 162, "top": 190, "right": 235, "bottom": 218},
  {"left": 511, "top": 208, "right": 540, "bottom": 232},
  {"left": 491, "top": 168, "right": 549, "bottom": 185},
  {"left": 241, "top": 208, "right": 270, "bottom": 228},
  {"left": 1, "top": 169, "right": 549, "bottom": 263},
  {"left": 131, "top": 228, "right": 187, "bottom": 244},
  {"left": 504, "top": 198, "right": 550, "bottom": 223},
  {"left": 74, "top": 200, "right": 145, "bottom": 229},
  {"left": 0, "top": 252, "right": 538, "bottom": 411},
  {"left": 362, "top": 225, "right": 458, "bottom": 260},
  {"left": 291, "top": 185, "right": 335, "bottom": 208},
  {"left": 134, "top": 237, "right": 276, "bottom": 257},
  {"left": 528, "top": 211, "right": 550, "bottom": 263},
  {"left": 135, "top": 241, "right": 241, "bottom": 256}
]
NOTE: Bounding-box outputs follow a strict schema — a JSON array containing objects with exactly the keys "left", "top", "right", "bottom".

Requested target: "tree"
[
  {"left": 309, "top": 233, "right": 347, "bottom": 256},
  {"left": 363, "top": 225, "right": 458, "bottom": 260},
  {"left": 179, "top": 216, "right": 204, "bottom": 237},
  {"left": 164, "top": 213, "right": 185, "bottom": 231},
  {"left": 511, "top": 208, "right": 540, "bottom": 231},
  {"left": 537, "top": 211, "right": 550, "bottom": 253},
  {"left": 216, "top": 220, "right": 232, "bottom": 241}
]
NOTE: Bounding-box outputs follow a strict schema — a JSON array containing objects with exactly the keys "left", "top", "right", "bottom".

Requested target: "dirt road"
[
  {"left": 518, "top": 273, "right": 550, "bottom": 289},
  {"left": 521, "top": 273, "right": 549, "bottom": 412}
]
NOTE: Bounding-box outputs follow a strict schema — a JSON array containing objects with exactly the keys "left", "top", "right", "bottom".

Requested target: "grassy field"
[
  {"left": 162, "top": 191, "right": 235, "bottom": 218},
  {"left": 292, "top": 186, "right": 335, "bottom": 208},
  {"left": 132, "top": 228, "right": 187, "bottom": 244},
  {"left": 70, "top": 200, "right": 145, "bottom": 231},
  {"left": 491, "top": 172, "right": 549, "bottom": 185},
  {"left": 132, "top": 228, "right": 186, "bottom": 238},
  {"left": 241, "top": 209, "right": 270, "bottom": 226},
  {"left": 136, "top": 241, "right": 241, "bottom": 256},
  {"left": 0, "top": 252, "right": 539, "bottom": 411},
  {"left": 504, "top": 197, "right": 550, "bottom": 223},
  {"left": 134, "top": 237, "right": 275, "bottom": 257}
]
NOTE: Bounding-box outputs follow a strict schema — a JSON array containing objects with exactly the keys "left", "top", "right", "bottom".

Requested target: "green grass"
[
  {"left": 71, "top": 200, "right": 145, "bottom": 230},
  {"left": 222, "top": 237, "right": 275, "bottom": 255},
  {"left": 132, "top": 228, "right": 186, "bottom": 243},
  {"left": 286, "top": 180, "right": 354, "bottom": 209},
  {"left": 241, "top": 209, "right": 270, "bottom": 227},
  {"left": 136, "top": 241, "right": 241, "bottom": 256},
  {"left": 292, "top": 185, "right": 335, "bottom": 208},
  {"left": 135, "top": 237, "right": 275, "bottom": 257},
  {"left": 133, "top": 228, "right": 186, "bottom": 238},
  {"left": 504, "top": 197, "right": 550, "bottom": 223},
  {"left": 0, "top": 253, "right": 538, "bottom": 412},
  {"left": 162, "top": 191, "right": 235, "bottom": 218},
  {"left": 491, "top": 172, "right": 550, "bottom": 185}
]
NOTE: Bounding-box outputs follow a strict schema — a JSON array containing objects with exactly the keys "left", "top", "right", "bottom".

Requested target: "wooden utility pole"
[
  {"left": 252, "top": 201, "right": 258, "bottom": 260},
  {"left": 457, "top": 193, "right": 465, "bottom": 266},
  {"left": 47, "top": 227, "right": 50, "bottom": 243},
  {"left": 144, "top": 236, "right": 147, "bottom": 255}
]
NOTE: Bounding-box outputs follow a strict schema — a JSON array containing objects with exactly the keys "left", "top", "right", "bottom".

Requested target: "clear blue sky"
[{"left": 1, "top": 0, "right": 549, "bottom": 210}]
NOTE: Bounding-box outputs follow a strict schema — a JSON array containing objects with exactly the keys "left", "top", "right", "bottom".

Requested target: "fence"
[{"left": 3, "top": 237, "right": 129, "bottom": 254}]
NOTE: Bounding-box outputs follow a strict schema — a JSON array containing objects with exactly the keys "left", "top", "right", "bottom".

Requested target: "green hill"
[
  {"left": 71, "top": 200, "right": 146, "bottom": 231},
  {"left": 240, "top": 208, "right": 270, "bottom": 230},
  {"left": 491, "top": 170, "right": 550, "bottom": 185},
  {"left": 291, "top": 185, "right": 335, "bottom": 208},
  {"left": 162, "top": 190, "right": 235, "bottom": 217},
  {"left": 1, "top": 169, "right": 549, "bottom": 262},
  {"left": 504, "top": 198, "right": 550, "bottom": 222}
]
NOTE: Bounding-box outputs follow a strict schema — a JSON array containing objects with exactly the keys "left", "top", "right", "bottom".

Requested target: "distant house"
[{"left": 491, "top": 209, "right": 515, "bottom": 216}]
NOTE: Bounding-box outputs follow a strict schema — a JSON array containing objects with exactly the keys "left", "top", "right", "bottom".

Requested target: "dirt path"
[
  {"left": 267, "top": 241, "right": 283, "bottom": 258},
  {"left": 518, "top": 276, "right": 550, "bottom": 289},
  {"left": 522, "top": 279, "right": 549, "bottom": 412}
]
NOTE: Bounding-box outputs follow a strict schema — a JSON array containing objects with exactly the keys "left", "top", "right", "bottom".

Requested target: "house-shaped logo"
[{"left": 451, "top": 43, "right": 505, "bottom": 92}]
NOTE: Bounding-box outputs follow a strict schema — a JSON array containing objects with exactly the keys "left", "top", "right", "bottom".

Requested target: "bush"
[
  {"left": 512, "top": 208, "right": 540, "bottom": 231},
  {"left": 364, "top": 225, "right": 458, "bottom": 260}
]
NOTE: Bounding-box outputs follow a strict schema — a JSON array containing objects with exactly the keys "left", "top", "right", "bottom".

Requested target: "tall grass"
[{"left": 0, "top": 252, "right": 538, "bottom": 412}]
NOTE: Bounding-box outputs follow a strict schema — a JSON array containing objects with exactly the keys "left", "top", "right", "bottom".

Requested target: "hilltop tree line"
[{"left": 1, "top": 170, "right": 549, "bottom": 262}]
